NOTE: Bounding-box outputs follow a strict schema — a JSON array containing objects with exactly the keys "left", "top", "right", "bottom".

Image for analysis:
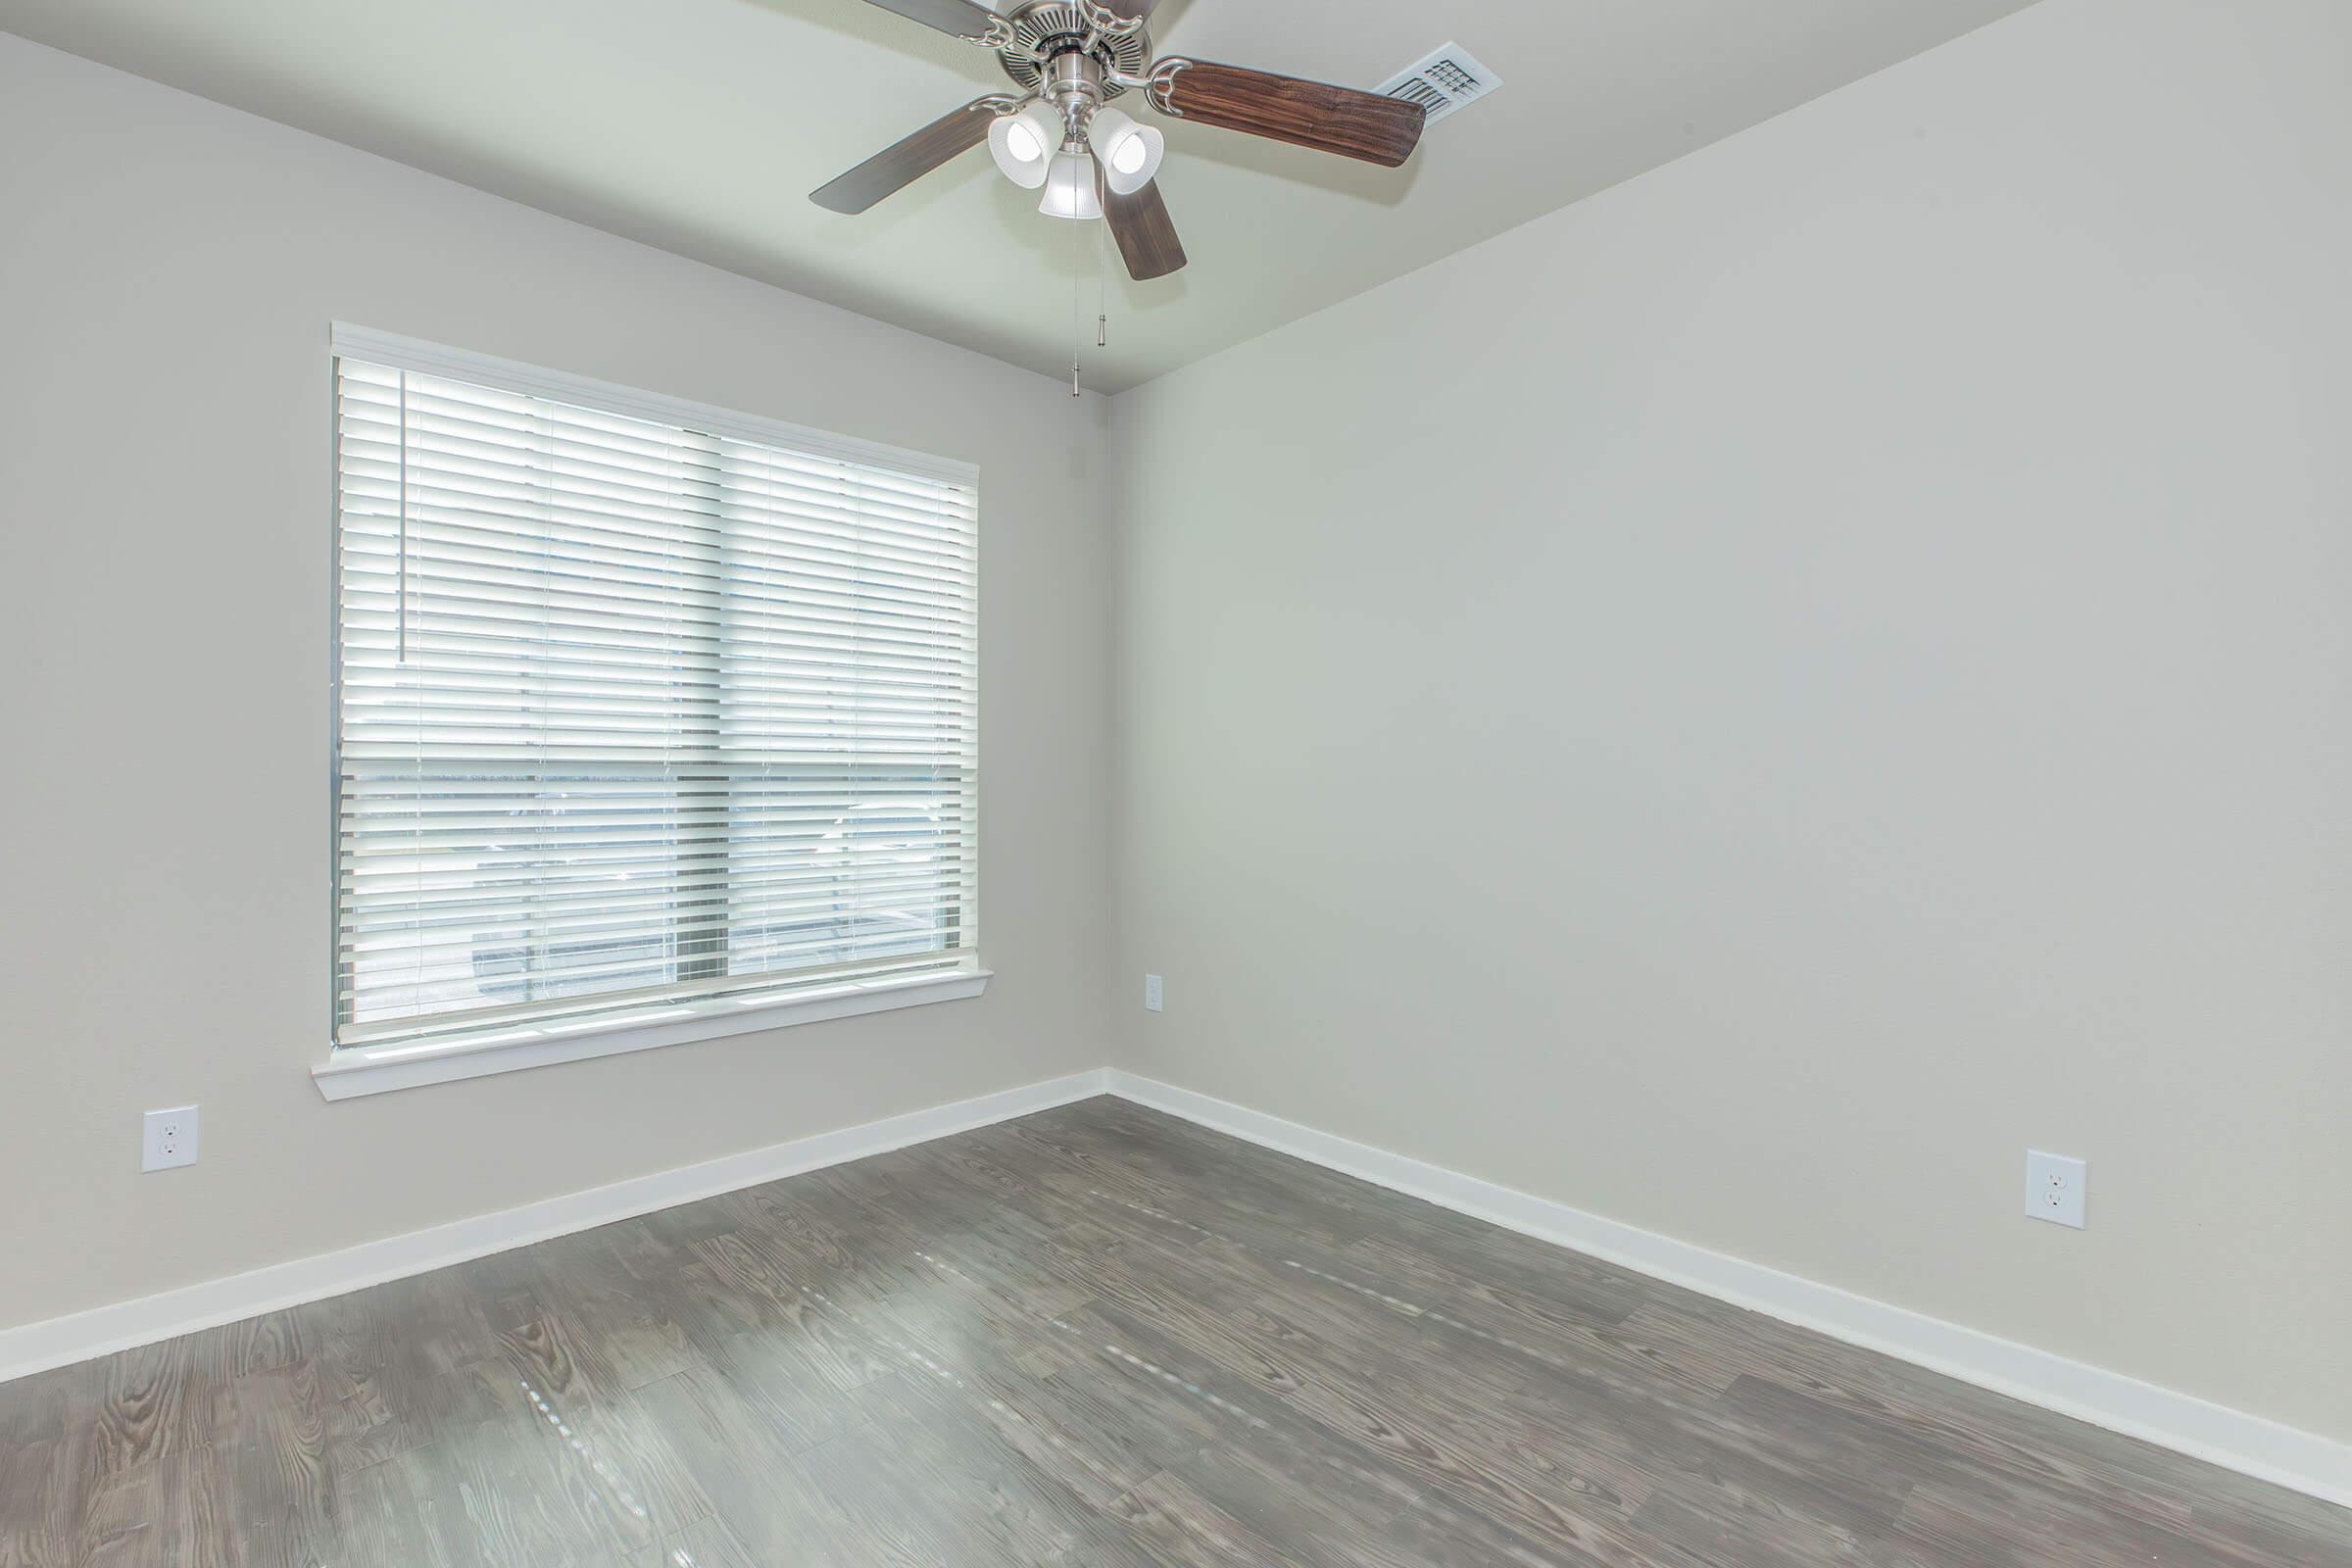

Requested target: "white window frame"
[{"left": 315, "top": 325, "right": 988, "bottom": 1101}]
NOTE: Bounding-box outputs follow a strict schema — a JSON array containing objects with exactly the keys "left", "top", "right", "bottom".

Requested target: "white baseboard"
[
  {"left": 9, "top": 1060, "right": 2344, "bottom": 1514},
  {"left": 0, "top": 1068, "right": 1110, "bottom": 1387},
  {"left": 1104, "top": 1070, "right": 2352, "bottom": 1512}
]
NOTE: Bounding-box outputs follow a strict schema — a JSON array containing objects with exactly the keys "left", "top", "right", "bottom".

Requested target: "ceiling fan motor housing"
[{"left": 997, "top": 2, "right": 1150, "bottom": 102}]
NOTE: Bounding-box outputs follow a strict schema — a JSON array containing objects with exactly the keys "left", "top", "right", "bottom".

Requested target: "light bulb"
[
  {"left": 988, "top": 102, "right": 1061, "bottom": 190},
  {"left": 1087, "top": 107, "right": 1164, "bottom": 196},
  {"left": 1038, "top": 151, "right": 1102, "bottom": 220}
]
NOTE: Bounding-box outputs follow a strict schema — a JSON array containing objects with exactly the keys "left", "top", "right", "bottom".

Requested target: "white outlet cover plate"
[
  {"left": 1144, "top": 974, "right": 1163, "bottom": 1013},
  {"left": 142, "top": 1104, "right": 200, "bottom": 1172},
  {"left": 2025, "top": 1149, "right": 2085, "bottom": 1228}
]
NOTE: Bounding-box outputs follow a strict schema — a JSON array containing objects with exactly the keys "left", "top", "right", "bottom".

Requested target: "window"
[{"left": 330, "top": 329, "right": 979, "bottom": 1060}]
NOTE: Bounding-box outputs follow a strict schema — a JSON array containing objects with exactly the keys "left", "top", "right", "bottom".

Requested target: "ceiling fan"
[{"left": 809, "top": 0, "right": 1428, "bottom": 281}]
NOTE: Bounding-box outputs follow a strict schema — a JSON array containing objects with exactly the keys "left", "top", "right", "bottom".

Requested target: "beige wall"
[
  {"left": 1109, "top": 0, "right": 2352, "bottom": 1443},
  {"left": 6, "top": 0, "right": 2348, "bottom": 1453},
  {"left": 0, "top": 35, "right": 1111, "bottom": 1332}
]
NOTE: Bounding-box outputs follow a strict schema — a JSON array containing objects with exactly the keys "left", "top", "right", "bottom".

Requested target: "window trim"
[
  {"left": 320, "top": 324, "right": 985, "bottom": 1095},
  {"left": 312, "top": 964, "right": 993, "bottom": 1100}
]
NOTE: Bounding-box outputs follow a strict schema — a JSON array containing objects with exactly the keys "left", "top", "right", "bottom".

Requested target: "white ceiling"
[{"left": 3, "top": 0, "right": 2037, "bottom": 391}]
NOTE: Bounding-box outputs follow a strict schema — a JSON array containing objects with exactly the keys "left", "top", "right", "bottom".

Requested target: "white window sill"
[{"left": 312, "top": 966, "right": 992, "bottom": 1102}]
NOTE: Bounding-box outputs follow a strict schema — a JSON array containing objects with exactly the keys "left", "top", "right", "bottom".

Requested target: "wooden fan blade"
[
  {"left": 1159, "top": 60, "right": 1425, "bottom": 167},
  {"left": 810, "top": 98, "right": 1001, "bottom": 215},
  {"left": 1099, "top": 169, "right": 1187, "bottom": 281},
  {"left": 855, "top": 0, "right": 1008, "bottom": 43}
]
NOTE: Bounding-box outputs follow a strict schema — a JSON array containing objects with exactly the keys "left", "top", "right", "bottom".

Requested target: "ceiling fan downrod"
[{"left": 1044, "top": 50, "right": 1106, "bottom": 148}]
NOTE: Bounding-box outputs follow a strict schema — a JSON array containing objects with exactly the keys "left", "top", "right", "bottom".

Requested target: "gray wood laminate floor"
[{"left": 2, "top": 1096, "right": 2345, "bottom": 1566}]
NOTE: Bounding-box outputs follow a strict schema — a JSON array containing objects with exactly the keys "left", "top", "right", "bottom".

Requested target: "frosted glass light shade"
[
  {"left": 1088, "top": 107, "right": 1164, "bottom": 196},
  {"left": 1038, "top": 151, "right": 1102, "bottom": 220},
  {"left": 988, "top": 103, "right": 1061, "bottom": 189}
]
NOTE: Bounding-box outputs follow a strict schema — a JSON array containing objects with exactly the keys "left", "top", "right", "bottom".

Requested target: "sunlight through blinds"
[{"left": 332, "top": 344, "right": 978, "bottom": 1049}]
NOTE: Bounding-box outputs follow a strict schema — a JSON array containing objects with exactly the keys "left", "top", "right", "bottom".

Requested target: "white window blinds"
[{"left": 332, "top": 335, "right": 978, "bottom": 1051}]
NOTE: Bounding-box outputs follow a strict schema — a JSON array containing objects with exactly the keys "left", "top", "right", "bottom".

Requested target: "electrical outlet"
[
  {"left": 1143, "top": 973, "right": 1163, "bottom": 1012},
  {"left": 142, "top": 1105, "right": 200, "bottom": 1172},
  {"left": 2024, "top": 1150, "right": 2085, "bottom": 1228}
]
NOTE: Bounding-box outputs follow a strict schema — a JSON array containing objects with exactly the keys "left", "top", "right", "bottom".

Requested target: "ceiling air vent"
[{"left": 1377, "top": 43, "right": 1501, "bottom": 126}]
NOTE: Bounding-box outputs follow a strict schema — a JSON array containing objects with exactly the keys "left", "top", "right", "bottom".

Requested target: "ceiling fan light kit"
[
  {"left": 813, "top": 0, "right": 1431, "bottom": 280},
  {"left": 987, "top": 99, "right": 1062, "bottom": 187},
  {"left": 1088, "top": 106, "right": 1163, "bottom": 195},
  {"left": 1039, "top": 149, "right": 1103, "bottom": 219}
]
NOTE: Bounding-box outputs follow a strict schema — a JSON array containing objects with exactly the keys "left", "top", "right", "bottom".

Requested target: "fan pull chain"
[{"left": 1070, "top": 208, "right": 1085, "bottom": 397}]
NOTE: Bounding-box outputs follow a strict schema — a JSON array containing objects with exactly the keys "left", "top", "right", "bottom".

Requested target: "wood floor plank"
[
  {"left": 1107, "top": 1468, "right": 1311, "bottom": 1568},
  {"left": 1, "top": 1096, "right": 2344, "bottom": 1566},
  {"left": 628, "top": 1365, "right": 885, "bottom": 1564},
  {"left": 90, "top": 1336, "right": 202, "bottom": 1477},
  {"left": 631, "top": 1511, "right": 767, "bottom": 1567},
  {"left": 832, "top": 1369, "right": 1162, "bottom": 1566}
]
